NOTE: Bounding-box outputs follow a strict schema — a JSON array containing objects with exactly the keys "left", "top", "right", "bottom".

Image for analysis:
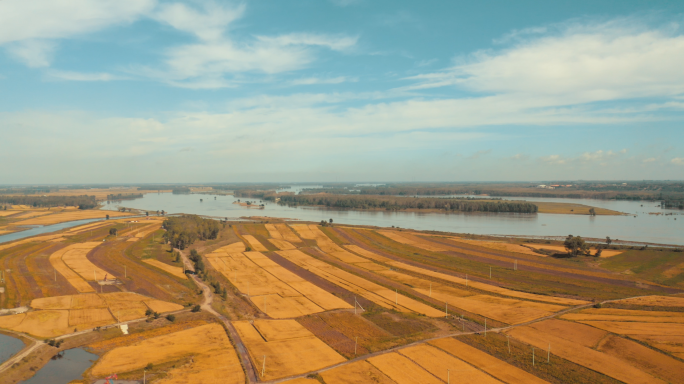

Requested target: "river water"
[
  {"left": 101, "top": 191, "right": 684, "bottom": 246},
  {"left": 0, "top": 218, "right": 101, "bottom": 245}
]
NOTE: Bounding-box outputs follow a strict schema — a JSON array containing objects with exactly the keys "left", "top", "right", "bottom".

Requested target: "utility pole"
[
  {"left": 447, "top": 369, "right": 450, "bottom": 384},
  {"left": 124, "top": 265, "right": 127, "bottom": 279},
  {"left": 395, "top": 289, "right": 397, "bottom": 305},
  {"left": 548, "top": 343, "right": 550, "bottom": 363},
  {"left": 262, "top": 355, "right": 266, "bottom": 377},
  {"left": 445, "top": 302, "right": 448, "bottom": 318},
  {"left": 532, "top": 348, "right": 535, "bottom": 367},
  {"left": 429, "top": 282, "right": 432, "bottom": 297},
  {"left": 355, "top": 337, "right": 358, "bottom": 356},
  {"left": 466, "top": 274, "right": 468, "bottom": 287},
  {"left": 507, "top": 335, "right": 511, "bottom": 354},
  {"left": 484, "top": 318, "right": 487, "bottom": 337}
]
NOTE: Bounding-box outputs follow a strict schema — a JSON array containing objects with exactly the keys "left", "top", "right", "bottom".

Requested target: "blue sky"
[{"left": 1, "top": 0, "right": 683, "bottom": 183}]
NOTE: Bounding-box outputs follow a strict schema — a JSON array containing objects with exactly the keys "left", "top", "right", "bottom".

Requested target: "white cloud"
[
  {"left": 256, "top": 33, "right": 358, "bottom": 51},
  {"left": 290, "top": 76, "right": 356, "bottom": 85},
  {"left": 0, "top": 0, "right": 155, "bottom": 44},
  {"left": 47, "top": 70, "right": 122, "bottom": 81},
  {"left": 672, "top": 158, "right": 684, "bottom": 166},
  {"left": 329, "top": 0, "right": 362, "bottom": 7},
  {"left": 152, "top": 1, "right": 244, "bottom": 41},
  {"left": 643, "top": 157, "right": 657, "bottom": 163},
  {"left": 404, "top": 18, "right": 684, "bottom": 106},
  {"left": 5, "top": 40, "right": 56, "bottom": 67}
]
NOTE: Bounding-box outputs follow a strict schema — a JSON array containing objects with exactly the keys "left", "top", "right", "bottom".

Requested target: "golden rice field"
[
  {"left": 206, "top": 245, "right": 351, "bottom": 318},
  {"left": 12, "top": 209, "right": 133, "bottom": 226},
  {"left": 90, "top": 323, "right": 244, "bottom": 383},
  {"left": 143, "top": 259, "right": 187, "bottom": 279},
  {"left": 0, "top": 292, "right": 183, "bottom": 337},
  {"left": 233, "top": 319, "right": 346, "bottom": 380}
]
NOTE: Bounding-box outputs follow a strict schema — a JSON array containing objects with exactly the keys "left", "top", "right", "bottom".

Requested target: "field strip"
[
  {"left": 428, "top": 337, "right": 549, "bottom": 384},
  {"left": 233, "top": 319, "right": 346, "bottom": 380},
  {"left": 266, "top": 224, "right": 284, "bottom": 239},
  {"left": 268, "top": 238, "right": 297, "bottom": 250},
  {"left": 399, "top": 344, "right": 505, "bottom": 383},
  {"left": 612, "top": 295, "right": 684, "bottom": 307},
  {"left": 0, "top": 292, "right": 183, "bottom": 338},
  {"left": 143, "top": 259, "right": 187, "bottom": 279},
  {"left": 244, "top": 235, "right": 269, "bottom": 252},
  {"left": 506, "top": 325, "right": 665, "bottom": 384},
  {"left": 377, "top": 230, "right": 447, "bottom": 252},
  {"left": 59, "top": 242, "right": 113, "bottom": 281},
  {"left": 524, "top": 243, "right": 624, "bottom": 258},
  {"left": 276, "top": 249, "right": 444, "bottom": 317},
  {"left": 12, "top": 210, "right": 133, "bottom": 226},
  {"left": 276, "top": 224, "right": 302, "bottom": 243},
  {"left": 90, "top": 323, "right": 245, "bottom": 383},
  {"left": 576, "top": 321, "right": 684, "bottom": 335},
  {"left": 445, "top": 237, "right": 543, "bottom": 256},
  {"left": 206, "top": 246, "right": 350, "bottom": 318},
  {"left": 131, "top": 221, "right": 163, "bottom": 239},
  {"left": 366, "top": 352, "right": 445, "bottom": 383},
  {"left": 319, "top": 360, "right": 396, "bottom": 384},
  {"left": 561, "top": 314, "right": 684, "bottom": 323},
  {"left": 49, "top": 244, "right": 97, "bottom": 292}
]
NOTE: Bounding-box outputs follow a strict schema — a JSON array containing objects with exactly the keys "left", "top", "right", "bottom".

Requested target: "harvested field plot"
[
  {"left": 507, "top": 321, "right": 665, "bottom": 384},
  {"left": 377, "top": 230, "right": 446, "bottom": 252},
  {"left": 561, "top": 309, "right": 684, "bottom": 323},
  {"left": 49, "top": 243, "right": 101, "bottom": 292},
  {"left": 429, "top": 337, "right": 549, "bottom": 384},
  {"left": 233, "top": 319, "right": 345, "bottom": 380},
  {"left": 292, "top": 225, "right": 368, "bottom": 264},
  {"left": 223, "top": 242, "right": 246, "bottom": 252},
  {"left": 273, "top": 223, "right": 302, "bottom": 243},
  {"left": 13, "top": 210, "right": 133, "bottom": 226},
  {"left": 276, "top": 249, "right": 444, "bottom": 317},
  {"left": 367, "top": 352, "right": 442, "bottom": 384},
  {"left": 320, "top": 360, "right": 396, "bottom": 384},
  {"left": 0, "top": 292, "right": 183, "bottom": 337},
  {"left": 206, "top": 246, "right": 350, "bottom": 318},
  {"left": 614, "top": 295, "right": 684, "bottom": 307},
  {"left": 578, "top": 321, "right": 684, "bottom": 336},
  {"left": 91, "top": 323, "right": 244, "bottom": 384},
  {"left": 143, "top": 259, "right": 187, "bottom": 279},
  {"left": 60, "top": 242, "right": 112, "bottom": 281},
  {"left": 268, "top": 238, "right": 297, "bottom": 250},
  {"left": 69, "top": 308, "right": 114, "bottom": 328},
  {"left": 597, "top": 334, "right": 684, "bottom": 383},
  {"left": 443, "top": 238, "right": 543, "bottom": 256},
  {"left": 398, "top": 344, "right": 504, "bottom": 384},
  {"left": 243, "top": 235, "right": 269, "bottom": 251},
  {"left": 630, "top": 335, "right": 684, "bottom": 359}
]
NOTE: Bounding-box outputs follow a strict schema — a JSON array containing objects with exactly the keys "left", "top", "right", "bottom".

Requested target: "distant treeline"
[
  {"left": 234, "top": 190, "right": 293, "bottom": 201},
  {"left": 162, "top": 215, "right": 221, "bottom": 249},
  {"left": 300, "top": 186, "right": 684, "bottom": 201},
  {"left": 172, "top": 187, "right": 192, "bottom": 194},
  {"left": 662, "top": 200, "right": 684, "bottom": 209},
  {"left": 278, "top": 194, "right": 538, "bottom": 213},
  {"left": 0, "top": 188, "right": 53, "bottom": 195},
  {"left": 106, "top": 193, "right": 143, "bottom": 201},
  {"left": 0, "top": 195, "right": 98, "bottom": 209}
]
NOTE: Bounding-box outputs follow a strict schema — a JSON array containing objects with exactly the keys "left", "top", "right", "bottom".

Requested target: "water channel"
[
  {"left": 101, "top": 191, "right": 683, "bottom": 246},
  {"left": 0, "top": 218, "right": 101, "bottom": 245}
]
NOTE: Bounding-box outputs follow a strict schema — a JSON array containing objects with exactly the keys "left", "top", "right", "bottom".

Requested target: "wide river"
[{"left": 102, "top": 189, "right": 684, "bottom": 246}]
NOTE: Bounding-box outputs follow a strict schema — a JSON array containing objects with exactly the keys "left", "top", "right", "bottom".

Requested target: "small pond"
[
  {"left": 0, "top": 333, "right": 25, "bottom": 366},
  {"left": 21, "top": 348, "right": 98, "bottom": 384}
]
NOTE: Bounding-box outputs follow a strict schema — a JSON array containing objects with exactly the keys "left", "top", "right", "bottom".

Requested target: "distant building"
[{"left": 537, "top": 185, "right": 547, "bottom": 189}]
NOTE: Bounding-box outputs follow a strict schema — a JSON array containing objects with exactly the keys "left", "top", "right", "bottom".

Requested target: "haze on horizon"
[{"left": 1, "top": 0, "right": 683, "bottom": 184}]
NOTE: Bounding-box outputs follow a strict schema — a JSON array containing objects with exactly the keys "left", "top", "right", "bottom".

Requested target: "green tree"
[
  {"left": 109, "top": 228, "right": 117, "bottom": 236},
  {"left": 606, "top": 236, "right": 612, "bottom": 246},
  {"left": 564, "top": 235, "right": 589, "bottom": 257},
  {"left": 594, "top": 247, "right": 603, "bottom": 257},
  {"left": 589, "top": 208, "right": 596, "bottom": 216}
]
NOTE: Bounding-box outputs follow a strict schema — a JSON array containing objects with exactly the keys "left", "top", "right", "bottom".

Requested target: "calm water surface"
[
  {"left": 0, "top": 333, "right": 24, "bottom": 366},
  {"left": 21, "top": 348, "right": 97, "bottom": 384},
  {"left": 102, "top": 192, "right": 684, "bottom": 245}
]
